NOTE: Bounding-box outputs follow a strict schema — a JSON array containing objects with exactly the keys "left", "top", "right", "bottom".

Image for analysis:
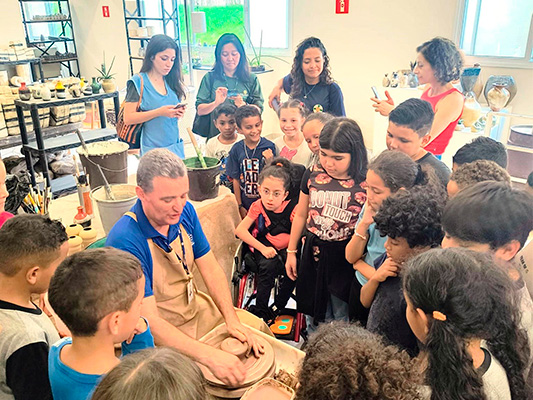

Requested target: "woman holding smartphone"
[
  {"left": 195, "top": 33, "right": 264, "bottom": 139},
  {"left": 371, "top": 37, "right": 464, "bottom": 157},
  {"left": 124, "top": 34, "right": 187, "bottom": 157}
]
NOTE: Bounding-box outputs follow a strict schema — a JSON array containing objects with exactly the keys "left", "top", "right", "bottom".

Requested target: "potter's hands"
[
  {"left": 125, "top": 317, "right": 148, "bottom": 344},
  {"left": 371, "top": 90, "right": 394, "bottom": 116},
  {"left": 206, "top": 348, "right": 246, "bottom": 387},
  {"left": 214, "top": 87, "right": 228, "bottom": 106},
  {"left": 372, "top": 258, "right": 399, "bottom": 282},
  {"left": 230, "top": 94, "right": 245, "bottom": 108},
  {"left": 260, "top": 246, "right": 277, "bottom": 259},
  {"left": 226, "top": 320, "right": 265, "bottom": 358},
  {"left": 268, "top": 85, "right": 282, "bottom": 109},
  {"left": 158, "top": 105, "right": 183, "bottom": 118},
  {"left": 285, "top": 252, "right": 298, "bottom": 281}
]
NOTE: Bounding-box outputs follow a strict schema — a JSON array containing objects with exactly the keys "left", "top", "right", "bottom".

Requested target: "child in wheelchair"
[{"left": 235, "top": 157, "right": 304, "bottom": 323}]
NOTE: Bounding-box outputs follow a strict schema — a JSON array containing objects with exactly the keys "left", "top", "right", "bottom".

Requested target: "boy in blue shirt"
[
  {"left": 226, "top": 105, "right": 276, "bottom": 218},
  {"left": 48, "top": 248, "right": 154, "bottom": 400}
]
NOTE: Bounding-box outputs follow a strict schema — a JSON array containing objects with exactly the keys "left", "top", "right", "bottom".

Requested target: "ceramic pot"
[
  {"left": 484, "top": 75, "right": 516, "bottom": 106},
  {"left": 487, "top": 84, "right": 510, "bottom": 112},
  {"left": 382, "top": 73, "right": 390, "bottom": 87},
  {"left": 79, "top": 227, "right": 97, "bottom": 248},
  {"left": 41, "top": 85, "right": 51, "bottom": 101},
  {"left": 91, "top": 77, "right": 101, "bottom": 94},
  {"left": 18, "top": 82, "right": 31, "bottom": 101},
  {"left": 462, "top": 95, "right": 482, "bottom": 127},
  {"left": 390, "top": 72, "right": 399, "bottom": 88},
  {"left": 101, "top": 78, "right": 116, "bottom": 93},
  {"left": 73, "top": 205, "right": 91, "bottom": 227},
  {"left": 69, "top": 85, "right": 81, "bottom": 97},
  {"left": 31, "top": 85, "right": 42, "bottom": 99},
  {"left": 66, "top": 223, "right": 82, "bottom": 237},
  {"left": 68, "top": 235, "right": 83, "bottom": 255},
  {"left": 83, "top": 86, "right": 93, "bottom": 96},
  {"left": 56, "top": 89, "right": 66, "bottom": 99}
]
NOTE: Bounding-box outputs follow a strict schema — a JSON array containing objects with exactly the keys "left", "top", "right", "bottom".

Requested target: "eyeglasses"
[{"left": 259, "top": 187, "right": 285, "bottom": 198}]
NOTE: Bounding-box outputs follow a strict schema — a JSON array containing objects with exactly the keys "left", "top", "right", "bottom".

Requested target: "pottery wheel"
[{"left": 198, "top": 331, "right": 275, "bottom": 397}]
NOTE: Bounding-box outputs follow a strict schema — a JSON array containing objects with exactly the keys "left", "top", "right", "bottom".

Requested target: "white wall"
[{"left": 2, "top": 0, "right": 532, "bottom": 149}]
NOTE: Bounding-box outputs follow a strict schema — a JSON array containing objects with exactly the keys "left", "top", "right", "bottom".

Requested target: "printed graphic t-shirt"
[
  {"left": 226, "top": 138, "right": 277, "bottom": 209},
  {"left": 301, "top": 164, "right": 366, "bottom": 241}
]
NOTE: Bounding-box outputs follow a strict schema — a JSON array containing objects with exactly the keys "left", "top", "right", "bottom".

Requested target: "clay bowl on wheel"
[{"left": 197, "top": 326, "right": 276, "bottom": 399}]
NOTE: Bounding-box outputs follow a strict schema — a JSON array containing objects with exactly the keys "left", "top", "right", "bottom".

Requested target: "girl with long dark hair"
[
  {"left": 403, "top": 248, "right": 530, "bottom": 399},
  {"left": 124, "top": 34, "right": 187, "bottom": 157},
  {"left": 268, "top": 37, "right": 345, "bottom": 116},
  {"left": 195, "top": 33, "right": 264, "bottom": 139}
]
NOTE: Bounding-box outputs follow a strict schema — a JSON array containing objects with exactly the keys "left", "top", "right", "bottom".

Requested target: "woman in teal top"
[
  {"left": 195, "top": 33, "right": 264, "bottom": 139},
  {"left": 124, "top": 35, "right": 187, "bottom": 157}
]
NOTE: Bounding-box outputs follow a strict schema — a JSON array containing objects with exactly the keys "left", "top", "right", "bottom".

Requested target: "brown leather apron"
[{"left": 125, "top": 212, "right": 272, "bottom": 340}]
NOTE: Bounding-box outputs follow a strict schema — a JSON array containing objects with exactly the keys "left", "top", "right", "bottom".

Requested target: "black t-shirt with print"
[{"left": 301, "top": 164, "right": 366, "bottom": 241}]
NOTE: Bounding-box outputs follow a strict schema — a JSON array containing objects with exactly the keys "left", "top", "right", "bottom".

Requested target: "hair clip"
[
  {"left": 299, "top": 101, "right": 305, "bottom": 108},
  {"left": 432, "top": 311, "right": 447, "bottom": 321},
  {"left": 276, "top": 162, "right": 283, "bottom": 167}
]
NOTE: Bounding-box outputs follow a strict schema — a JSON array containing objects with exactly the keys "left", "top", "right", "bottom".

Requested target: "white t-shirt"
[
  {"left": 205, "top": 134, "right": 237, "bottom": 160},
  {"left": 274, "top": 136, "right": 313, "bottom": 167}
]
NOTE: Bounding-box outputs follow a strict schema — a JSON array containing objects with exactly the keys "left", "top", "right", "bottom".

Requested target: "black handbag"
[{"left": 192, "top": 72, "right": 216, "bottom": 138}]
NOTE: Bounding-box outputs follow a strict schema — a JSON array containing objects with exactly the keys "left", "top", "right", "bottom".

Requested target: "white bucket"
[{"left": 91, "top": 184, "right": 137, "bottom": 234}]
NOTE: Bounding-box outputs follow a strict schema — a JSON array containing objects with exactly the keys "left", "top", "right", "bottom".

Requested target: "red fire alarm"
[
  {"left": 102, "top": 6, "right": 110, "bottom": 18},
  {"left": 336, "top": 0, "right": 349, "bottom": 14}
]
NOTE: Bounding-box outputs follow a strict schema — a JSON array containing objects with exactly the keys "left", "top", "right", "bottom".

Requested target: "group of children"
[
  {"left": 221, "top": 95, "right": 533, "bottom": 398},
  {"left": 0, "top": 91, "right": 532, "bottom": 399}
]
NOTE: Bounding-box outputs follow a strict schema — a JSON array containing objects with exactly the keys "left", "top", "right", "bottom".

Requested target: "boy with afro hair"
[{"left": 361, "top": 186, "right": 445, "bottom": 355}]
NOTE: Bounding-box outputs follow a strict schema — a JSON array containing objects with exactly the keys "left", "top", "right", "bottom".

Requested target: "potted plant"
[
  {"left": 96, "top": 53, "right": 117, "bottom": 93},
  {"left": 244, "top": 29, "right": 288, "bottom": 73}
]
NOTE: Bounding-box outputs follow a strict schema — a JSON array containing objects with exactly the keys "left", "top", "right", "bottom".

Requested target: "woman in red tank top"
[{"left": 372, "top": 37, "right": 464, "bottom": 156}]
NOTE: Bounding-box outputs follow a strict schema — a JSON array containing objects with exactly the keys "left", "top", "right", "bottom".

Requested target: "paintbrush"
[{"left": 187, "top": 127, "right": 207, "bottom": 168}]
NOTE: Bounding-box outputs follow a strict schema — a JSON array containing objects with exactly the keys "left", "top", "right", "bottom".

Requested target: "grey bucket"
[{"left": 91, "top": 184, "right": 137, "bottom": 234}]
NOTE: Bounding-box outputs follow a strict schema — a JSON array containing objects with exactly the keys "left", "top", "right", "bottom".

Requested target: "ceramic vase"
[
  {"left": 18, "top": 82, "right": 31, "bottom": 101},
  {"left": 407, "top": 72, "right": 419, "bottom": 88},
  {"left": 83, "top": 85, "right": 93, "bottom": 96},
  {"left": 91, "top": 77, "right": 101, "bottom": 94},
  {"left": 390, "top": 72, "right": 399, "bottom": 88},
  {"left": 487, "top": 84, "right": 510, "bottom": 112},
  {"left": 462, "top": 94, "right": 482, "bottom": 127},
  {"left": 101, "top": 78, "right": 116, "bottom": 93},
  {"left": 73, "top": 205, "right": 91, "bottom": 227},
  {"left": 65, "top": 223, "right": 82, "bottom": 237},
  {"left": 69, "top": 85, "right": 81, "bottom": 97},
  {"left": 68, "top": 235, "right": 83, "bottom": 255},
  {"left": 79, "top": 227, "right": 97, "bottom": 248},
  {"left": 55, "top": 81, "right": 66, "bottom": 99},
  {"left": 484, "top": 75, "right": 516, "bottom": 106},
  {"left": 31, "top": 85, "right": 42, "bottom": 99}
]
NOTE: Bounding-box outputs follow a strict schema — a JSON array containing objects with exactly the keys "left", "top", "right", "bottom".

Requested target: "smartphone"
[
  {"left": 174, "top": 103, "right": 187, "bottom": 109},
  {"left": 227, "top": 90, "right": 239, "bottom": 98},
  {"left": 271, "top": 97, "right": 281, "bottom": 113},
  {"left": 371, "top": 86, "right": 380, "bottom": 100}
]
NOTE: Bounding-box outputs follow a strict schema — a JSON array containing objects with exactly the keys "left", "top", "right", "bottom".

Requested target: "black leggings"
[{"left": 254, "top": 249, "right": 295, "bottom": 315}]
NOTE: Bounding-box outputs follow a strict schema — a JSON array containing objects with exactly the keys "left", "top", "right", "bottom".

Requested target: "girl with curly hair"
[
  {"left": 372, "top": 37, "right": 464, "bottom": 157},
  {"left": 403, "top": 248, "right": 530, "bottom": 400},
  {"left": 268, "top": 37, "right": 345, "bottom": 116},
  {"left": 295, "top": 321, "right": 422, "bottom": 400},
  {"left": 345, "top": 150, "right": 439, "bottom": 326}
]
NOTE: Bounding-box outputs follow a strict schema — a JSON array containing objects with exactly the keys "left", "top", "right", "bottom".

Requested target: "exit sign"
[{"left": 336, "top": 0, "right": 349, "bottom": 14}]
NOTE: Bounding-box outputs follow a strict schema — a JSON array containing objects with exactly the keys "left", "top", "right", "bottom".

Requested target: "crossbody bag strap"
[
  {"left": 124, "top": 211, "right": 138, "bottom": 222},
  {"left": 136, "top": 74, "right": 144, "bottom": 111}
]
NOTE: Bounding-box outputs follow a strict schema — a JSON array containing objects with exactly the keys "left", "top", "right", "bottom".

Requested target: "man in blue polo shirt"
[{"left": 106, "top": 148, "right": 266, "bottom": 388}]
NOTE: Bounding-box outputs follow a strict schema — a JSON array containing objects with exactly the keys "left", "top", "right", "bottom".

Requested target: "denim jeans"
[{"left": 305, "top": 294, "right": 349, "bottom": 333}]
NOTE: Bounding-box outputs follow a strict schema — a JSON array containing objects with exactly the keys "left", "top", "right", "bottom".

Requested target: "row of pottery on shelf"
[
  {"left": 16, "top": 77, "right": 116, "bottom": 102},
  {"left": 66, "top": 223, "right": 97, "bottom": 255}
]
